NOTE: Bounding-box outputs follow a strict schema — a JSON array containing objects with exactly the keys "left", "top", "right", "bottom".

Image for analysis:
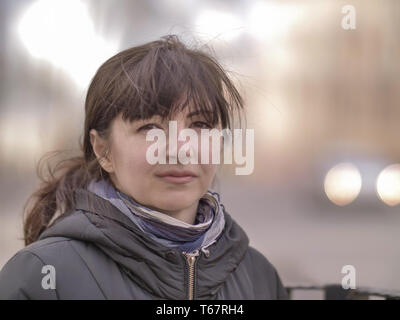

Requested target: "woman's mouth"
[{"left": 156, "top": 169, "right": 197, "bottom": 184}]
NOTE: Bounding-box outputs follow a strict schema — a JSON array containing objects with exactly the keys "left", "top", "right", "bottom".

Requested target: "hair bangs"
[{"left": 109, "top": 35, "right": 242, "bottom": 129}]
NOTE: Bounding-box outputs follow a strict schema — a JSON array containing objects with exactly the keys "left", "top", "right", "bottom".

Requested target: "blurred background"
[{"left": 1, "top": 0, "right": 399, "bottom": 298}]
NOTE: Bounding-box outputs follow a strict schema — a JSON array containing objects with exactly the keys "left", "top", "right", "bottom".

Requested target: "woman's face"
[{"left": 90, "top": 108, "right": 220, "bottom": 214}]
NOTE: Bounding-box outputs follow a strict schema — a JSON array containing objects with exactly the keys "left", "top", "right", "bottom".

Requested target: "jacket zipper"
[{"left": 183, "top": 252, "right": 197, "bottom": 300}]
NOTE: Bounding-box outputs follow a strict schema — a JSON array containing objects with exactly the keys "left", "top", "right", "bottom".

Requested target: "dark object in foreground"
[{"left": 286, "top": 284, "right": 400, "bottom": 300}]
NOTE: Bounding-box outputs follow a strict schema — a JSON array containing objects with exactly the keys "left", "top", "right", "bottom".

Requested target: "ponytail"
[{"left": 23, "top": 150, "right": 101, "bottom": 245}]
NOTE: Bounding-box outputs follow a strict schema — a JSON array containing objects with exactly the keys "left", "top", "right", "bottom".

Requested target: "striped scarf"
[{"left": 87, "top": 178, "right": 226, "bottom": 254}]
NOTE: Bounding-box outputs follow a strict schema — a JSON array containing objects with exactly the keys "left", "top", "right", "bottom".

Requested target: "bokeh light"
[
  {"left": 17, "top": 0, "right": 118, "bottom": 88},
  {"left": 324, "top": 163, "right": 362, "bottom": 206},
  {"left": 376, "top": 164, "right": 400, "bottom": 206}
]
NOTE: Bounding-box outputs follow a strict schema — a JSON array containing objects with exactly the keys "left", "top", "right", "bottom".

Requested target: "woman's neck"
[{"left": 161, "top": 201, "right": 199, "bottom": 225}]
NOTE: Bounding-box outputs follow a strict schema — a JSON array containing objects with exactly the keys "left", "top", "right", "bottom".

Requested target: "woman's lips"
[
  {"left": 156, "top": 169, "right": 197, "bottom": 184},
  {"left": 158, "top": 175, "right": 195, "bottom": 184}
]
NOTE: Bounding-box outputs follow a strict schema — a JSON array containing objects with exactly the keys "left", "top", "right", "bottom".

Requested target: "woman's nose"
[{"left": 165, "top": 121, "right": 198, "bottom": 163}]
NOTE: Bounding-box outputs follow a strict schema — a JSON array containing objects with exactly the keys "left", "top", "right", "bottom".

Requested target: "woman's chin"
[{"left": 150, "top": 195, "right": 198, "bottom": 212}]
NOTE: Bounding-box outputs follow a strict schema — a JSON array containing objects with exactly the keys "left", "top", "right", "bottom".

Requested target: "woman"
[{"left": 0, "top": 35, "right": 288, "bottom": 300}]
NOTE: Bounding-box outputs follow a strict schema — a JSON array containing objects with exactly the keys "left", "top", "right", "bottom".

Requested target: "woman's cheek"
[{"left": 201, "top": 164, "right": 217, "bottom": 184}]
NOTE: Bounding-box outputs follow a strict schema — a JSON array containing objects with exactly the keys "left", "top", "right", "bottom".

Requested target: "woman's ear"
[{"left": 89, "top": 129, "right": 114, "bottom": 173}]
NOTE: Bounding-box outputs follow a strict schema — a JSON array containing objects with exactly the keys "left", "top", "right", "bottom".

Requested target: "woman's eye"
[
  {"left": 192, "top": 121, "right": 212, "bottom": 129},
  {"left": 138, "top": 123, "right": 160, "bottom": 131}
]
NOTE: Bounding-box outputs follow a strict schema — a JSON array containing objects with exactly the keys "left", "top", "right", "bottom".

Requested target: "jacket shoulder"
[
  {"left": 0, "top": 237, "right": 105, "bottom": 299},
  {"left": 0, "top": 239, "right": 61, "bottom": 299},
  {"left": 244, "top": 246, "right": 289, "bottom": 299}
]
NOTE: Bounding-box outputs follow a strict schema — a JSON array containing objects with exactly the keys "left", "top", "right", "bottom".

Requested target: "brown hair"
[{"left": 23, "top": 34, "right": 244, "bottom": 246}]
